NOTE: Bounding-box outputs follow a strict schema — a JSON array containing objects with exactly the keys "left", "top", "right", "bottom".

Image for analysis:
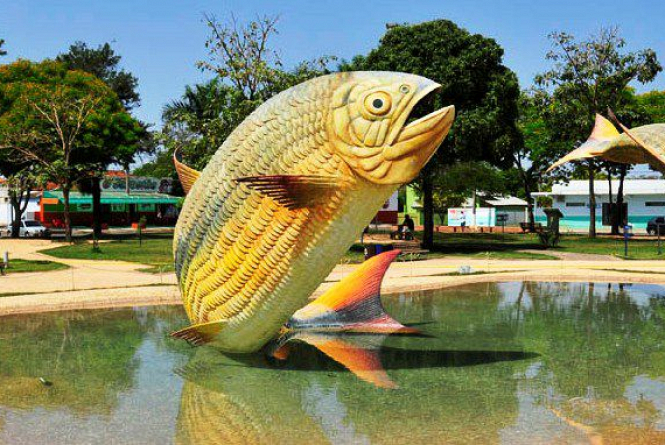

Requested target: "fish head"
[{"left": 330, "top": 72, "right": 455, "bottom": 185}]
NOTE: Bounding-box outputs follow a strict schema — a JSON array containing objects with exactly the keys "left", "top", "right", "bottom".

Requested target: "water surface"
[{"left": 2, "top": 281, "right": 665, "bottom": 444}]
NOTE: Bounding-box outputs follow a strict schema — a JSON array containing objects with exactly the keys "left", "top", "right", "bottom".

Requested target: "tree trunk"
[
  {"left": 9, "top": 185, "right": 31, "bottom": 238},
  {"left": 523, "top": 173, "right": 535, "bottom": 227},
  {"left": 92, "top": 177, "right": 102, "bottom": 239},
  {"left": 607, "top": 166, "right": 613, "bottom": 205},
  {"left": 612, "top": 164, "right": 627, "bottom": 235},
  {"left": 471, "top": 189, "right": 477, "bottom": 227},
  {"left": 9, "top": 191, "right": 21, "bottom": 238},
  {"left": 63, "top": 183, "right": 72, "bottom": 243},
  {"left": 422, "top": 177, "right": 434, "bottom": 249},
  {"left": 588, "top": 161, "right": 596, "bottom": 238}
]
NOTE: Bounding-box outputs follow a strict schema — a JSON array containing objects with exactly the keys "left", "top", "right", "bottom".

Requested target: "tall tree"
[
  {"left": 343, "top": 20, "right": 521, "bottom": 248},
  {"left": 57, "top": 41, "right": 140, "bottom": 109},
  {"left": 57, "top": 41, "right": 148, "bottom": 237},
  {"left": 0, "top": 60, "right": 144, "bottom": 241},
  {"left": 146, "top": 15, "right": 333, "bottom": 179},
  {"left": 535, "top": 27, "right": 661, "bottom": 237}
]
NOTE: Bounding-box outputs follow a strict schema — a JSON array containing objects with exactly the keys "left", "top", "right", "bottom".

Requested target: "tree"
[
  {"left": 57, "top": 41, "right": 149, "bottom": 238},
  {"left": 535, "top": 27, "right": 662, "bottom": 237},
  {"left": 145, "top": 15, "right": 333, "bottom": 179},
  {"left": 0, "top": 60, "right": 144, "bottom": 241},
  {"left": 343, "top": 20, "right": 521, "bottom": 248},
  {"left": 513, "top": 93, "right": 576, "bottom": 229},
  {"left": 0, "top": 39, "right": 6, "bottom": 56},
  {"left": 638, "top": 90, "right": 665, "bottom": 123},
  {"left": 423, "top": 161, "right": 506, "bottom": 225},
  {"left": 57, "top": 41, "right": 140, "bottom": 109}
]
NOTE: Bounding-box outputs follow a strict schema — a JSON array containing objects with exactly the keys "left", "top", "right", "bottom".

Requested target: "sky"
[{"left": 3, "top": 0, "right": 665, "bottom": 131}]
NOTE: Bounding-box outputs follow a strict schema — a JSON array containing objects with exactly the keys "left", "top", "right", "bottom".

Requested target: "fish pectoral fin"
[
  {"left": 235, "top": 175, "right": 344, "bottom": 210},
  {"left": 289, "top": 249, "right": 419, "bottom": 334},
  {"left": 171, "top": 320, "right": 227, "bottom": 346},
  {"left": 173, "top": 148, "right": 201, "bottom": 195}
]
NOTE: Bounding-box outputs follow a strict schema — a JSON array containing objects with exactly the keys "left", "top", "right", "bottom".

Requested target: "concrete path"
[{"left": 3, "top": 239, "right": 665, "bottom": 315}]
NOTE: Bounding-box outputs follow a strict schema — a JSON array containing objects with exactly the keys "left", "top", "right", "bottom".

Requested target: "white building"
[
  {"left": 533, "top": 179, "right": 665, "bottom": 232},
  {"left": 0, "top": 183, "right": 41, "bottom": 229},
  {"left": 448, "top": 196, "right": 528, "bottom": 227}
]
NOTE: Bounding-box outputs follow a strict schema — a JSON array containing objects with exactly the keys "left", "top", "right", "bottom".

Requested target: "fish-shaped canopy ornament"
[
  {"left": 548, "top": 111, "right": 665, "bottom": 173},
  {"left": 171, "top": 72, "right": 455, "bottom": 353}
]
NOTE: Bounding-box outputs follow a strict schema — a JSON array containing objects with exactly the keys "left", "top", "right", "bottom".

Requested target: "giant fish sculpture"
[
  {"left": 548, "top": 112, "right": 665, "bottom": 173},
  {"left": 172, "top": 72, "right": 454, "bottom": 353}
]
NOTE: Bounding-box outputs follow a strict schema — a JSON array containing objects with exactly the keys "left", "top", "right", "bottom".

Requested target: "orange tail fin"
[{"left": 288, "top": 249, "right": 417, "bottom": 334}]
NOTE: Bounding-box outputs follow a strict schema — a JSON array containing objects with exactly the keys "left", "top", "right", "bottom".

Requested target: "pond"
[{"left": 2, "top": 281, "right": 665, "bottom": 444}]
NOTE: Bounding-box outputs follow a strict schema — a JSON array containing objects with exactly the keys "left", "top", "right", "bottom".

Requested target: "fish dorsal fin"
[
  {"left": 608, "top": 108, "right": 665, "bottom": 167},
  {"left": 171, "top": 319, "right": 227, "bottom": 346},
  {"left": 547, "top": 114, "right": 621, "bottom": 172},
  {"left": 235, "top": 175, "right": 343, "bottom": 210},
  {"left": 589, "top": 113, "right": 621, "bottom": 142},
  {"left": 289, "top": 249, "right": 418, "bottom": 334},
  {"left": 173, "top": 148, "right": 201, "bottom": 195}
]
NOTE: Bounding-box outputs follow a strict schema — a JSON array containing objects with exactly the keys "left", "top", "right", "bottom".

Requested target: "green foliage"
[
  {"left": 145, "top": 15, "right": 333, "bottom": 179},
  {"left": 343, "top": 20, "right": 520, "bottom": 246},
  {"left": 637, "top": 90, "right": 665, "bottom": 123},
  {"left": 57, "top": 41, "right": 140, "bottom": 109},
  {"left": 344, "top": 20, "right": 521, "bottom": 172},
  {"left": 414, "top": 161, "right": 507, "bottom": 221},
  {"left": 534, "top": 27, "right": 661, "bottom": 156},
  {"left": 532, "top": 27, "right": 661, "bottom": 236},
  {"left": 0, "top": 60, "right": 144, "bottom": 182}
]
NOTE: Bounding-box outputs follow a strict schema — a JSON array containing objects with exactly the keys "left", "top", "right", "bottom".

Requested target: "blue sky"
[{"left": 3, "top": 0, "right": 665, "bottom": 129}]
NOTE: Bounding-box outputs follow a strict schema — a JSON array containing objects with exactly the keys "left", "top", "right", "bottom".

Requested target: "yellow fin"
[
  {"left": 289, "top": 249, "right": 418, "bottom": 334},
  {"left": 173, "top": 148, "right": 201, "bottom": 195},
  {"left": 547, "top": 114, "right": 620, "bottom": 172},
  {"left": 171, "top": 320, "right": 227, "bottom": 346},
  {"left": 235, "top": 175, "right": 343, "bottom": 210}
]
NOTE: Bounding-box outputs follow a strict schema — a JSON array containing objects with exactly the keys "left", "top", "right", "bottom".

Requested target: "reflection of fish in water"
[
  {"left": 175, "top": 332, "right": 536, "bottom": 444},
  {"left": 172, "top": 72, "right": 454, "bottom": 353}
]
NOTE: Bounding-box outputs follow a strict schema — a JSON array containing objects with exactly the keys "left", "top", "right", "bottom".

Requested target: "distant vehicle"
[
  {"left": 4, "top": 220, "right": 51, "bottom": 238},
  {"left": 647, "top": 217, "right": 665, "bottom": 235}
]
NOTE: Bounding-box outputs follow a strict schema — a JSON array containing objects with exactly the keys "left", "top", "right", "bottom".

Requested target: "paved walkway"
[{"left": 2, "top": 239, "right": 665, "bottom": 315}]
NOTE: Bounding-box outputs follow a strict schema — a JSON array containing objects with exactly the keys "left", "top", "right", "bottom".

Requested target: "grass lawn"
[
  {"left": 3, "top": 259, "right": 69, "bottom": 274},
  {"left": 42, "top": 233, "right": 174, "bottom": 273},
  {"left": 41, "top": 231, "right": 665, "bottom": 270},
  {"left": 557, "top": 234, "right": 665, "bottom": 260},
  {"left": 421, "top": 232, "right": 556, "bottom": 260}
]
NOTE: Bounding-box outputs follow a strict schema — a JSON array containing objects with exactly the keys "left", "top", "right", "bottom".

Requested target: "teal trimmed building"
[{"left": 533, "top": 179, "right": 665, "bottom": 232}]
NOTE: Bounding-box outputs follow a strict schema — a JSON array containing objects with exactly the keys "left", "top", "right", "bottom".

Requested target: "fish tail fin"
[
  {"left": 171, "top": 320, "right": 227, "bottom": 346},
  {"left": 289, "top": 249, "right": 418, "bottom": 334},
  {"left": 547, "top": 114, "right": 620, "bottom": 173}
]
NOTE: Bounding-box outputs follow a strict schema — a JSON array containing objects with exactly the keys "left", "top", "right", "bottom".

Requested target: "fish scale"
[{"left": 174, "top": 72, "right": 454, "bottom": 352}]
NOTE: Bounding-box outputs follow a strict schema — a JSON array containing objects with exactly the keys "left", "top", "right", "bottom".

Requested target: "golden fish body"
[{"left": 174, "top": 72, "right": 454, "bottom": 352}]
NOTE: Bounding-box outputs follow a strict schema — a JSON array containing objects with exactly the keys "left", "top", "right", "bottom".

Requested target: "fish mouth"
[{"left": 384, "top": 82, "right": 455, "bottom": 163}]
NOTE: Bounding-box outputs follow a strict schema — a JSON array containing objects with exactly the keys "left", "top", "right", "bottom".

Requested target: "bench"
[{"left": 519, "top": 222, "right": 544, "bottom": 233}]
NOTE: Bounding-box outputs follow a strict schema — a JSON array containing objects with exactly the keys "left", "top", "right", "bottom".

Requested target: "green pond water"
[{"left": 2, "top": 282, "right": 665, "bottom": 444}]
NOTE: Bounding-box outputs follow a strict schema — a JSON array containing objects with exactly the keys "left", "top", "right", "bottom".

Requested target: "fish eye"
[{"left": 364, "top": 92, "right": 392, "bottom": 116}]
